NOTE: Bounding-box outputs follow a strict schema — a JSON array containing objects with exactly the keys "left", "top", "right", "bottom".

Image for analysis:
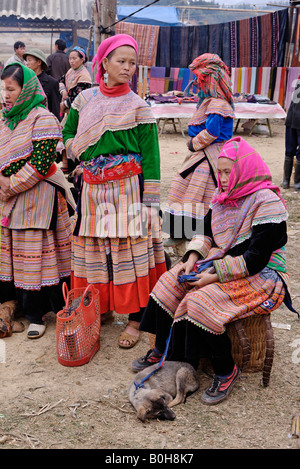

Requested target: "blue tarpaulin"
[{"left": 117, "top": 6, "right": 182, "bottom": 26}]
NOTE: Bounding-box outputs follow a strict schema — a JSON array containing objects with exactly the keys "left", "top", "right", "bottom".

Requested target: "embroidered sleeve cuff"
[
  {"left": 9, "top": 162, "right": 43, "bottom": 195},
  {"left": 186, "top": 235, "right": 212, "bottom": 259},
  {"left": 65, "top": 138, "right": 76, "bottom": 161},
  {"left": 192, "top": 129, "right": 217, "bottom": 151},
  {"left": 213, "top": 255, "right": 249, "bottom": 283},
  {"left": 143, "top": 179, "right": 160, "bottom": 207}
]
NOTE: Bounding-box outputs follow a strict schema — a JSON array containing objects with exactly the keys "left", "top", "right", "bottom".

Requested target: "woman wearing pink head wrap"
[
  {"left": 92, "top": 33, "right": 138, "bottom": 84},
  {"left": 132, "top": 137, "right": 296, "bottom": 405},
  {"left": 62, "top": 34, "right": 167, "bottom": 349}
]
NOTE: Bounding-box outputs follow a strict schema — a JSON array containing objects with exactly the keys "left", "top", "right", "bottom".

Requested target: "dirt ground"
[{"left": 0, "top": 119, "right": 299, "bottom": 452}]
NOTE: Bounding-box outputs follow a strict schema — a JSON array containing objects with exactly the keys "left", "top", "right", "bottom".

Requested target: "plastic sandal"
[
  {"left": 27, "top": 323, "right": 46, "bottom": 339},
  {"left": 118, "top": 322, "right": 140, "bottom": 349}
]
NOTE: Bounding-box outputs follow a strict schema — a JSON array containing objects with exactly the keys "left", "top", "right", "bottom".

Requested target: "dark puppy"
[{"left": 129, "top": 361, "right": 199, "bottom": 421}]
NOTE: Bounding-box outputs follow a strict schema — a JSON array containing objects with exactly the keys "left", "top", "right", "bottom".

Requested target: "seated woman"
[{"left": 132, "top": 136, "right": 293, "bottom": 405}]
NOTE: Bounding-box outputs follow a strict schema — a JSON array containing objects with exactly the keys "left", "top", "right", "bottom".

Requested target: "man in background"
[
  {"left": 24, "top": 48, "right": 61, "bottom": 120},
  {"left": 5, "top": 41, "right": 26, "bottom": 66},
  {"left": 47, "top": 39, "right": 70, "bottom": 80}
]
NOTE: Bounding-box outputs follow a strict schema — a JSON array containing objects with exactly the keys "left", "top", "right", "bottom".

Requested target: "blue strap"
[
  {"left": 134, "top": 325, "right": 173, "bottom": 394},
  {"left": 196, "top": 260, "right": 214, "bottom": 273}
]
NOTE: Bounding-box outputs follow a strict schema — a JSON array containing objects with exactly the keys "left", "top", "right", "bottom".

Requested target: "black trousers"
[
  {"left": 0, "top": 278, "right": 69, "bottom": 324},
  {"left": 140, "top": 296, "right": 235, "bottom": 376},
  {"left": 128, "top": 308, "right": 144, "bottom": 322},
  {"left": 285, "top": 126, "right": 300, "bottom": 161}
]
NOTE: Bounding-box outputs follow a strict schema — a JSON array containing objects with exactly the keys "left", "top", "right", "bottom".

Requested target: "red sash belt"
[{"left": 83, "top": 161, "right": 142, "bottom": 184}]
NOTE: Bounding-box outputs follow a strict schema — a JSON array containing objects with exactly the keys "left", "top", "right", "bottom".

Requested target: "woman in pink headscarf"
[
  {"left": 132, "top": 137, "right": 296, "bottom": 405},
  {"left": 62, "top": 34, "right": 166, "bottom": 349}
]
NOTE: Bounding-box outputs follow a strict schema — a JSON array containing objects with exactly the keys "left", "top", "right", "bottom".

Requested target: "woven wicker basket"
[
  {"left": 148, "top": 314, "right": 274, "bottom": 386},
  {"left": 227, "top": 315, "right": 273, "bottom": 369},
  {"left": 148, "top": 333, "right": 156, "bottom": 350},
  {"left": 227, "top": 314, "right": 274, "bottom": 386}
]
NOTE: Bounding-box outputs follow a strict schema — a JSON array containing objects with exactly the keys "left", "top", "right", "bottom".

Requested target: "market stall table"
[
  {"left": 150, "top": 101, "right": 286, "bottom": 137},
  {"left": 233, "top": 102, "right": 287, "bottom": 137},
  {"left": 150, "top": 102, "right": 196, "bottom": 136}
]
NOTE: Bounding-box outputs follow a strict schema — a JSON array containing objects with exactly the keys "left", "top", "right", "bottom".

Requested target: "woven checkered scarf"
[{"left": 189, "top": 53, "right": 233, "bottom": 108}]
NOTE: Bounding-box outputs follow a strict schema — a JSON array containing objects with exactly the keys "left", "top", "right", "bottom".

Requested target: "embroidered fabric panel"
[
  {"left": 213, "top": 254, "right": 249, "bottom": 283},
  {"left": 3, "top": 139, "right": 58, "bottom": 177}
]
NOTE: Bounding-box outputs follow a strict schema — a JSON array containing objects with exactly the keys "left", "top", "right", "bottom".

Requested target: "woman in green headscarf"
[{"left": 0, "top": 63, "right": 75, "bottom": 339}]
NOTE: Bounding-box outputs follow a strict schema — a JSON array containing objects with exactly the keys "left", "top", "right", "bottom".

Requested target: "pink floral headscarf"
[
  {"left": 212, "top": 136, "right": 284, "bottom": 206},
  {"left": 92, "top": 34, "right": 138, "bottom": 84}
]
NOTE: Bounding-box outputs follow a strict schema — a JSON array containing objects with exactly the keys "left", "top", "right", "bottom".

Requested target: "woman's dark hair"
[
  {"left": 71, "top": 49, "right": 87, "bottom": 64},
  {"left": 1, "top": 64, "right": 24, "bottom": 87}
]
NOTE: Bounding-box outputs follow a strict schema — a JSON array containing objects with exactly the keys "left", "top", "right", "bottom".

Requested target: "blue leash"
[
  {"left": 133, "top": 326, "right": 173, "bottom": 394},
  {"left": 133, "top": 261, "right": 213, "bottom": 394}
]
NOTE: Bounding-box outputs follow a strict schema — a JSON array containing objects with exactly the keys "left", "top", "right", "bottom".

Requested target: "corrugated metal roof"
[{"left": 0, "top": 0, "right": 93, "bottom": 22}]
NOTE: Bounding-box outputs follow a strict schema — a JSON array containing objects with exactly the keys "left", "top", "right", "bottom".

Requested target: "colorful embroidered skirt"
[
  {"left": 71, "top": 233, "right": 167, "bottom": 315},
  {"left": 164, "top": 143, "right": 223, "bottom": 221},
  {"left": 0, "top": 193, "right": 72, "bottom": 290},
  {"left": 150, "top": 263, "right": 285, "bottom": 335}
]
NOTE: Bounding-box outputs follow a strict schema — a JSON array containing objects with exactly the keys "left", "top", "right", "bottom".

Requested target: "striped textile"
[
  {"left": 192, "top": 130, "right": 217, "bottom": 152},
  {"left": 150, "top": 262, "right": 285, "bottom": 335},
  {"left": 189, "top": 54, "right": 233, "bottom": 107},
  {"left": 285, "top": 67, "right": 300, "bottom": 109},
  {"left": 0, "top": 192, "right": 72, "bottom": 290},
  {"left": 7, "top": 165, "right": 75, "bottom": 230},
  {"left": 69, "top": 88, "right": 156, "bottom": 160},
  {"left": 149, "top": 67, "right": 166, "bottom": 94},
  {"left": 147, "top": 67, "right": 195, "bottom": 95},
  {"left": 115, "top": 22, "right": 159, "bottom": 67},
  {"left": 188, "top": 98, "right": 235, "bottom": 126},
  {"left": 231, "top": 66, "right": 292, "bottom": 107},
  {"left": 59, "top": 65, "right": 92, "bottom": 94},
  {"left": 71, "top": 232, "right": 166, "bottom": 315},
  {"left": 164, "top": 143, "right": 224, "bottom": 220},
  {"left": 239, "top": 18, "right": 251, "bottom": 68},
  {"left": 210, "top": 189, "right": 288, "bottom": 252},
  {"left": 0, "top": 107, "right": 62, "bottom": 173},
  {"left": 137, "top": 65, "right": 148, "bottom": 98},
  {"left": 77, "top": 175, "right": 160, "bottom": 239}
]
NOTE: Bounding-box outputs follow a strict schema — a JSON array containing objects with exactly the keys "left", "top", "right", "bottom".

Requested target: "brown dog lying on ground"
[
  {"left": 128, "top": 361, "right": 199, "bottom": 421},
  {"left": 0, "top": 301, "right": 24, "bottom": 338}
]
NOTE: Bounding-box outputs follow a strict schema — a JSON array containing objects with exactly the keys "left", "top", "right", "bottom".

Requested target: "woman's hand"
[
  {"left": 60, "top": 101, "right": 67, "bottom": 114},
  {"left": 189, "top": 271, "right": 219, "bottom": 288},
  {"left": 0, "top": 174, "right": 12, "bottom": 201},
  {"left": 177, "top": 251, "right": 200, "bottom": 278},
  {"left": 142, "top": 205, "right": 159, "bottom": 230}
]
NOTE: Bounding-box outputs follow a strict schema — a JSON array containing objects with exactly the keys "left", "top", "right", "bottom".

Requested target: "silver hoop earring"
[{"left": 104, "top": 71, "right": 109, "bottom": 84}]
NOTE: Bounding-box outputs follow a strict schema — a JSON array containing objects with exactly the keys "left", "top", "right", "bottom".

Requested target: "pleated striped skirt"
[
  {"left": 71, "top": 175, "right": 167, "bottom": 315},
  {"left": 164, "top": 143, "right": 224, "bottom": 221},
  {"left": 72, "top": 234, "right": 166, "bottom": 315}
]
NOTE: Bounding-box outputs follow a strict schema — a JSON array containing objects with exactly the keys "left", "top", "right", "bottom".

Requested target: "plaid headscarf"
[
  {"left": 2, "top": 63, "right": 47, "bottom": 130},
  {"left": 189, "top": 53, "right": 233, "bottom": 108}
]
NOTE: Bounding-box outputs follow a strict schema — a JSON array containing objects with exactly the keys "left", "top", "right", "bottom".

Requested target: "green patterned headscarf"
[{"left": 1, "top": 62, "right": 47, "bottom": 130}]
